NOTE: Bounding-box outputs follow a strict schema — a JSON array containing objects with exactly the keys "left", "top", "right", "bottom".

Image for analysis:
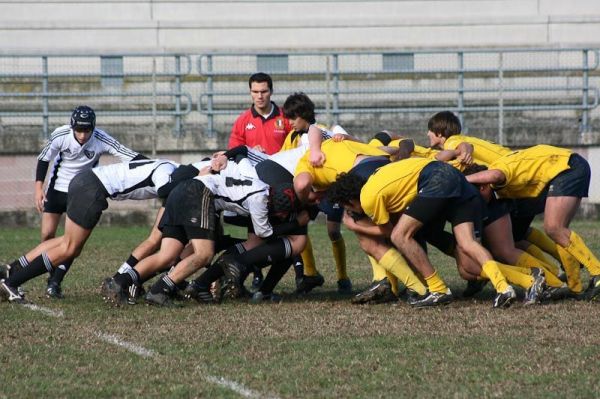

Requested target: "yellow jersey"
[
  {"left": 444, "top": 134, "right": 512, "bottom": 166},
  {"left": 361, "top": 157, "right": 435, "bottom": 225},
  {"left": 295, "top": 139, "right": 389, "bottom": 191},
  {"left": 490, "top": 144, "right": 572, "bottom": 198}
]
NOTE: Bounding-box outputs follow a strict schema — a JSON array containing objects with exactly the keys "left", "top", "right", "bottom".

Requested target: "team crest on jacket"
[
  {"left": 275, "top": 119, "right": 285, "bottom": 130},
  {"left": 84, "top": 150, "right": 95, "bottom": 159}
]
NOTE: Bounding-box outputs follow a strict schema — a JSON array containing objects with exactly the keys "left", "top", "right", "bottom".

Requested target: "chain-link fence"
[{"left": 1, "top": 48, "right": 599, "bottom": 211}]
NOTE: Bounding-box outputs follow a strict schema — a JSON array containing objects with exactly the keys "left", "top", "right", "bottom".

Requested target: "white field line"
[
  {"left": 20, "top": 304, "right": 274, "bottom": 398},
  {"left": 95, "top": 332, "right": 157, "bottom": 358},
  {"left": 22, "top": 303, "right": 64, "bottom": 318},
  {"left": 205, "top": 375, "right": 280, "bottom": 399}
]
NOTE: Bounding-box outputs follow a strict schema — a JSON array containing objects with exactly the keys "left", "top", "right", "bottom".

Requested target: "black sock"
[
  {"left": 48, "top": 259, "right": 73, "bottom": 285},
  {"left": 114, "top": 268, "right": 140, "bottom": 289},
  {"left": 126, "top": 254, "right": 139, "bottom": 267},
  {"left": 195, "top": 263, "right": 224, "bottom": 287},
  {"left": 215, "top": 235, "right": 245, "bottom": 253},
  {"left": 150, "top": 274, "right": 176, "bottom": 295},
  {"left": 260, "top": 260, "right": 293, "bottom": 294},
  {"left": 292, "top": 255, "right": 304, "bottom": 279},
  {"left": 8, "top": 253, "right": 52, "bottom": 287},
  {"left": 234, "top": 238, "right": 291, "bottom": 268}
]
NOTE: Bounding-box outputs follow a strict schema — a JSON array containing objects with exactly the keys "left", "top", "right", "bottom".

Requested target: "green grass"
[{"left": 1, "top": 221, "right": 600, "bottom": 398}]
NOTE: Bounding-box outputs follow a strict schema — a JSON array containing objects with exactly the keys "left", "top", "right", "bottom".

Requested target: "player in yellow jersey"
[
  {"left": 328, "top": 157, "right": 533, "bottom": 308},
  {"left": 466, "top": 145, "right": 600, "bottom": 300},
  {"left": 281, "top": 93, "right": 353, "bottom": 294}
]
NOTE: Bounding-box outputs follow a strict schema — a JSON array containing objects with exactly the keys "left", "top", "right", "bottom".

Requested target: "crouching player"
[
  {"left": 0, "top": 159, "right": 178, "bottom": 303},
  {"left": 328, "top": 157, "right": 528, "bottom": 308}
]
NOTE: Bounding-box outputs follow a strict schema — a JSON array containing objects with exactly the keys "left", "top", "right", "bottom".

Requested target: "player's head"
[
  {"left": 283, "top": 92, "right": 316, "bottom": 130},
  {"left": 249, "top": 73, "right": 273, "bottom": 112},
  {"left": 269, "top": 182, "right": 299, "bottom": 221},
  {"left": 327, "top": 172, "right": 368, "bottom": 213},
  {"left": 70, "top": 105, "right": 96, "bottom": 132},
  {"left": 249, "top": 72, "right": 273, "bottom": 92},
  {"left": 427, "top": 111, "right": 461, "bottom": 140},
  {"left": 462, "top": 163, "right": 493, "bottom": 201}
]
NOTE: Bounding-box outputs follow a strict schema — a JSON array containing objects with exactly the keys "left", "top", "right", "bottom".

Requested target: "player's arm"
[
  {"left": 293, "top": 172, "right": 314, "bottom": 204},
  {"left": 307, "top": 124, "right": 326, "bottom": 166},
  {"left": 99, "top": 130, "right": 141, "bottom": 162},
  {"left": 464, "top": 168, "right": 506, "bottom": 186},
  {"left": 342, "top": 211, "right": 392, "bottom": 237},
  {"left": 34, "top": 160, "right": 50, "bottom": 212}
]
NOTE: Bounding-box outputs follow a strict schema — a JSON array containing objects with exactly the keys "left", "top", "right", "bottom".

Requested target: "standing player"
[
  {"left": 228, "top": 72, "right": 292, "bottom": 155},
  {"left": 33, "top": 105, "right": 143, "bottom": 298},
  {"left": 0, "top": 159, "right": 178, "bottom": 304}
]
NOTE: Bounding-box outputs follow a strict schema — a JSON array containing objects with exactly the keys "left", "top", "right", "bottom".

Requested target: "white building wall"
[{"left": 0, "top": 1, "right": 599, "bottom": 53}]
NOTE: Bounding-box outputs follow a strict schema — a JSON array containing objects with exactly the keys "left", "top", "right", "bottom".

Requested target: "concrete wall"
[{"left": 0, "top": 1, "right": 599, "bottom": 52}]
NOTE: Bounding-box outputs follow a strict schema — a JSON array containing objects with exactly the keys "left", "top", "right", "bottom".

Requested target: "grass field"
[{"left": 1, "top": 221, "right": 600, "bottom": 398}]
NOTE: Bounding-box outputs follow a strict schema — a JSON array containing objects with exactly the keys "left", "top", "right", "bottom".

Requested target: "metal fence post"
[
  {"left": 498, "top": 52, "right": 504, "bottom": 145},
  {"left": 206, "top": 55, "right": 214, "bottom": 138},
  {"left": 457, "top": 52, "right": 465, "bottom": 132},
  {"left": 42, "top": 56, "right": 49, "bottom": 138},
  {"left": 174, "top": 55, "right": 183, "bottom": 137},
  {"left": 581, "top": 49, "right": 590, "bottom": 139},
  {"left": 332, "top": 53, "right": 339, "bottom": 126}
]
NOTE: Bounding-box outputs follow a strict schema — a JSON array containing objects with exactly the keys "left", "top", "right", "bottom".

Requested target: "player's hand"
[
  {"left": 296, "top": 210, "right": 310, "bottom": 226},
  {"left": 309, "top": 150, "right": 326, "bottom": 167},
  {"left": 210, "top": 154, "right": 228, "bottom": 171},
  {"left": 34, "top": 188, "right": 45, "bottom": 213},
  {"left": 457, "top": 151, "right": 473, "bottom": 165},
  {"left": 331, "top": 133, "right": 346, "bottom": 142},
  {"left": 252, "top": 145, "right": 266, "bottom": 153}
]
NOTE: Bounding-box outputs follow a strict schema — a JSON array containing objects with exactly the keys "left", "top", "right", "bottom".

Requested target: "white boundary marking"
[
  {"left": 18, "top": 302, "right": 276, "bottom": 398},
  {"left": 205, "top": 375, "right": 279, "bottom": 399},
  {"left": 95, "top": 332, "right": 157, "bottom": 358},
  {"left": 22, "top": 303, "right": 64, "bottom": 318}
]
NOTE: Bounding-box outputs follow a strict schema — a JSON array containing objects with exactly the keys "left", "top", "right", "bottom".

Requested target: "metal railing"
[
  {"left": 0, "top": 53, "right": 193, "bottom": 137},
  {"left": 198, "top": 48, "right": 599, "bottom": 143}
]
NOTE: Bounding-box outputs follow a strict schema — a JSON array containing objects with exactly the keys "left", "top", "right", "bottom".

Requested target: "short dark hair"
[
  {"left": 327, "top": 173, "right": 367, "bottom": 206},
  {"left": 427, "top": 111, "right": 461, "bottom": 138},
  {"left": 462, "top": 163, "right": 488, "bottom": 187},
  {"left": 249, "top": 72, "right": 273, "bottom": 92},
  {"left": 282, "top": 92, "right": 316, "bottom": 124}
]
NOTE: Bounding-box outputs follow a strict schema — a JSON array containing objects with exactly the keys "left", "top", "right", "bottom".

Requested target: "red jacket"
[{"left": 228, "top": 102, "right": 292, "bottom": 155}]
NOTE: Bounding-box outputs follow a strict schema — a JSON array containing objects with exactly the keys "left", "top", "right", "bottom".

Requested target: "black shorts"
[
  {"left": 43, "top": 187, "right": 68, "bottom": 214},
  {"left": 348, "top": 157, "right": 390, "bottom": 180},
  {"left": 417, "top": 161, "right": 477, "bottom": 200},
  {"left": 483, "top": 197, "right": 513, "bottom": 227},
  {"left": 66, "top": 170, "right": 109, "bottom": 230},
  {"left": 318, "top": 196, "right": 344, "bottom": 223},
  {"left": 159, "top": 179, "right": 216, "bottom": 243},
  {"left": 547, "top": 153, "right": 590, "bottom": 198},
  {"left": 256, "top": 159, "right": 293, "bottom": 185},
  {"left": 405, "top": 195, "right": 484, "bottom": 239}
]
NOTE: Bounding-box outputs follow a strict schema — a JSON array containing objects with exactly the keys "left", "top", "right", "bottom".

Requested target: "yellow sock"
[
  {"left": 301, "top": 236, "right": 318, "bottom": 277},
  {"left": 369, "top": 255, "right": 387, "bottom": 281},
  {"left": 524, "top": 244, "right": 560, "bottom": 276},
  {"left": 424, "top": 271, "right": 448, "bottom": 294},
  {"left": 480, "top": 260, "right": 510, "bottom": 293},
  {"left": 379, "top": 248, "right": 427, "bottom": 295},
  {"left": 565, "top": 230, "right": 600, "bottom": 276},
  {"left": 369, "top": 255, "right": 399, "bottom": 295},
  {"left": 331, "top": 237, "right": 348, "bottom": 280},
  {"left": 386, "top": 272, "right": 400, "bottom": 296},
  {"left": 515, "top": 252, "right": 563, "bottom": 288},
  {"left": 496, "top": 264, "right": 533, "bottom": 290},
  {"left": 527, "top": 227, "right": 561, "bottom": 262},
  {"left": 556, "top": 244, "right": 583, "bottom": 293}
]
